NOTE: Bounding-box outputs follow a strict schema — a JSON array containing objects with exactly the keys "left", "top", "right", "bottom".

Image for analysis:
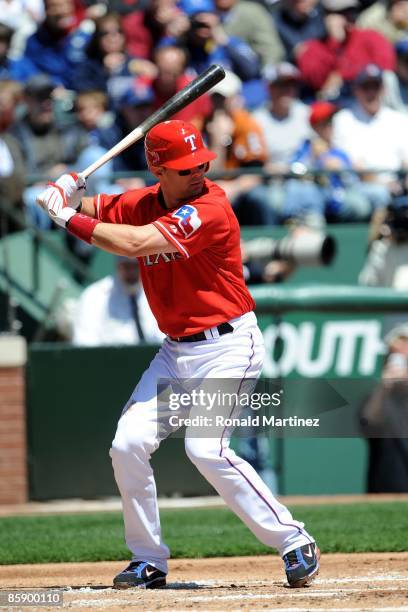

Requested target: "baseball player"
[{"left": 37, "top": 120, "right": 319, "bottom": 590}]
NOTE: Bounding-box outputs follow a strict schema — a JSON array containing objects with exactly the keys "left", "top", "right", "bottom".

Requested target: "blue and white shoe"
[
  {"left": 283, "top": 542, "right": 320, "bottom": 587},
  {"left": 113, "top": 561, "right": 166, "bottom": 589}
]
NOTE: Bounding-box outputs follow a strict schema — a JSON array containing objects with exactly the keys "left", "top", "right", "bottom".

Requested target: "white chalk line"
[
  {"left": 63, "top": 574, "right": 408, "bottom": 595},
  {"left": 65, "top": 598, "right": 132, "bottom": 607},
  {"left": 63, "top": 574, "right": 408, "bottom": 593},
  {"left": 316, "top": 575, "right": 408, "bottom": 584},
  {"left": 63, "top": 581, "right": 215, "bottom": 593},
  {"left": 61, "top": 594, "right": 408, "bottom": 610},
  {"left": 61, "top": 575, "right": 408, "bottom": 608},
  {"left": 63, "top": 587, "right": 408, "bottom": 605},
  {"left": 187, "top": 587, "right": 408, "bottom": 603},
  {"left": 64, "top": 599, "right": 408, "bottom": 611}
]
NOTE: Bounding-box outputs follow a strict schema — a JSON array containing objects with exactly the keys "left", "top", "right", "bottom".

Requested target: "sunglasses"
[
  {"left": 324, "top": 8, "right": 357, "bottom": 17},
  {"left": 100, "top": 28, "right": 122, "bottom": 36},
  {"left": 358, "top": 80, "right": 382, "bottom": 90},
  {"left": 177, "top": 163, "right": 208, "bottom": 176}
]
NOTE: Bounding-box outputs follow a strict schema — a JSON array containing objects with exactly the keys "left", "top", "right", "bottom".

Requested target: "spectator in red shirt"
[
  {"left": 295, "top": 0, "right": 396, "bottom": 100},
  {"left": 119, "top": 0, "right": 190, "bottom": 60}
]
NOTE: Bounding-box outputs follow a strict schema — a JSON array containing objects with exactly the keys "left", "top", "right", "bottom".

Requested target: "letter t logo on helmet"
[
  {"left": 145, "top": 120, "right": 216, "bottom": 170},
  {"left": 184, "top": 134, "right": 197, "bottom": 151}
]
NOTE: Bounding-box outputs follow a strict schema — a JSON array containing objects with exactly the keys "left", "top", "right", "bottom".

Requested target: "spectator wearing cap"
[
  {"left": 150, "top": 45, "right": 212, "bottom": 130},
  {"left": 235, "top": 63, "right": 325, "bottom": 227},
  {"left": 203, "top": 70, "right": 267, "bottom": 203},
  {"left": 358, "top": 0, "right": 408, "bottom": 44},
  {"left": 214, "top": 0, "right": 285, "bottom": 68},
  {"left": 13, "top": 74, "right": 88, "bottom": 228},
  {"left": 111, "top": 77, "right": 154, "bottom": 179},
  {"left": 253, "top": 63, "right": 311, "bottom": 169},
  {"left": 162, "top": 0, "right": 261, "bottom": 105},
  {"left": 383, "top": 37, "right": 408, "bottom": 114},
  {"left": 272, "top": 0, "right": 326, "bottom": 64},
  {"left": 72, "top": 13, "right": 156, "bottom": 106},
  {"left": 292, "top": 101, "right": 381, "bottom": 221},
  {"left": 333, "top": 64, "right": 408, "bottom": 209},
  {"left": 22, "top": 0, "right": 91, "bottom": 90},
  {"left": 295, "top": 0, "right": 396, "bottom": 101},
  {"left": 206, "top": 70, "right": 267, "bottom": 170}
]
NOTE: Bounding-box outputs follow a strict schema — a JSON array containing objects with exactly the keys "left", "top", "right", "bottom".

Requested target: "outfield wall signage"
[{"left": 260, "top": 318, "right": 385, "bottom": 378}]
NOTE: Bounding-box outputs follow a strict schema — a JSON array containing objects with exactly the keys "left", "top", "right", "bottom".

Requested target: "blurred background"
[{"left": 0, "top": 0, "right": 407, "bottom": 507}]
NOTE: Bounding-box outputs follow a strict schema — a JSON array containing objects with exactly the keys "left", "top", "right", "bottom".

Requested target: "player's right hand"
[{"left": 36, "top": 173, "right": 86, "bottom": 228}]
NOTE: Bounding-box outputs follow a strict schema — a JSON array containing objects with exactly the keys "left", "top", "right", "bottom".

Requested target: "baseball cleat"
[
  {"left": 283, "top": 542, "right": 320, "bottom": 587},
  {"left": 113, "top": 561, "right": 166, "bottom": 589}
]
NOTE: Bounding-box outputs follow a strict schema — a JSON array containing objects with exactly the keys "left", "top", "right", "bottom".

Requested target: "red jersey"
[{"left": 94, "top": 179, "right": 255, "bottom": 337}]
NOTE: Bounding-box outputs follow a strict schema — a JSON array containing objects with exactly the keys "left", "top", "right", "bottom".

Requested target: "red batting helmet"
[{"left": 145, "top": 120, "right": 217, "bottom": 170}]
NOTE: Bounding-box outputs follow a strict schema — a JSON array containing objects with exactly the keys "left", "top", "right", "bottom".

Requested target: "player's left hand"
[{"left": 36, "top": 173, "right": 86, "bottom": 227}]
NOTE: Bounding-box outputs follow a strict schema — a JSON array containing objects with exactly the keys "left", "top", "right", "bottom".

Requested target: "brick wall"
[{"left": 0, "top": 336, "right": 28, "bottom": 504}]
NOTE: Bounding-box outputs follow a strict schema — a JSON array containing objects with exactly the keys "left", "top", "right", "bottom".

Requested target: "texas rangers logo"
[
  {"left": 184, "top": 134, "right": 197, "bottom": 151},
  {"left": 172, "top": 205, "right": 201, "bottom": 237}
]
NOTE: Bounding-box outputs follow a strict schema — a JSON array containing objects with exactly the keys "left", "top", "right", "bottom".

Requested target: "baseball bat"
[{"left": 79, "top": 64, "right": 226, "bottom": 180}]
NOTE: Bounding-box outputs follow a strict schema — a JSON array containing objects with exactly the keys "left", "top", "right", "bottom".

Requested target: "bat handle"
[{"left": 78, "top": 155, "right": 111, "bottom": 181}]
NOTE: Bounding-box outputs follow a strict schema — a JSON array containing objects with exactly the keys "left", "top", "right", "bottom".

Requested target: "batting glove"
[{"left": 36, "top": 173, "right": 86, "bottom": 228}]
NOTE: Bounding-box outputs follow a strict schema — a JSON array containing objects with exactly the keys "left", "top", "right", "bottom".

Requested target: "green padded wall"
[{"left": 27, "top": 344, "right": 214, "bottom": 500}]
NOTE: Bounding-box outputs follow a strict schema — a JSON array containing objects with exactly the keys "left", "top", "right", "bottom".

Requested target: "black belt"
[{"left": 170, "top": 322, "right": 234, "bottom": 343}]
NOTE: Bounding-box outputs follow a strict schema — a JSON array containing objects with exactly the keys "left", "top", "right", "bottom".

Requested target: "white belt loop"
[{"left": 211, "top": 326, "right": 220, "bottom": 339}]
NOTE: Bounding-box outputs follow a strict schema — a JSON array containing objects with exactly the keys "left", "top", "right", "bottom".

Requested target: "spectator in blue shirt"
[
  {"left": 22, "top": 0, "right": 90, "bottom": 90},
  {"left": 0, "top": 22, "right": 38, "bottom": 83},
  {"left": 272, "top": 0, "right": 326, "bottom": 63},
  {"left": 292, "top": 100, "right": 383, "bottom": 221},
  {"left": 163, "top": 0, "right": 262, "bottom": 107},
  {"left": 111, "top": 77, "right": 155, "bottom": 177}
]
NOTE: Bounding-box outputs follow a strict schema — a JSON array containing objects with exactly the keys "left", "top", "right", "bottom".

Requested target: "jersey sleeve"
[{"left": 153, "top": 199, "right": 230, "bottom": 259}]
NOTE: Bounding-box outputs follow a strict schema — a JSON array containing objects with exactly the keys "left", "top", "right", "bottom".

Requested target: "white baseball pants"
[{"left": 110, "top": 312, "right": 314, "bottom": 573}]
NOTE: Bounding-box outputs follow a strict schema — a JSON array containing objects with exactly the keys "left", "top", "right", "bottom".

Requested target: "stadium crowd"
[{"left": 0, "top": 0, "right": 407, "bottom": 239}]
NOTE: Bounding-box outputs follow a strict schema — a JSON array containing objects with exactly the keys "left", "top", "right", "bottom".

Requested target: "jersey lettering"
[
  {"left": 143, "top": 251, "right": 182, "bottom": 266},
  {"left": 172, "top": 205, "right": 201, "bottom": 237},
  {"left": 184, "top": 134, "right": 197, "bottom": 151}
]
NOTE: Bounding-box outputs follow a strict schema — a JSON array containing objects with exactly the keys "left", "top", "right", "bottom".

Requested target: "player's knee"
[
  {"left": 184, "top": 437, "right": 220, "bottom": 465},
  {"left": 110, "top": 436, "right": 131, "bottom": 466},
  {"left": 110, "top": 428, "right": 152, "bottom": 464}
]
